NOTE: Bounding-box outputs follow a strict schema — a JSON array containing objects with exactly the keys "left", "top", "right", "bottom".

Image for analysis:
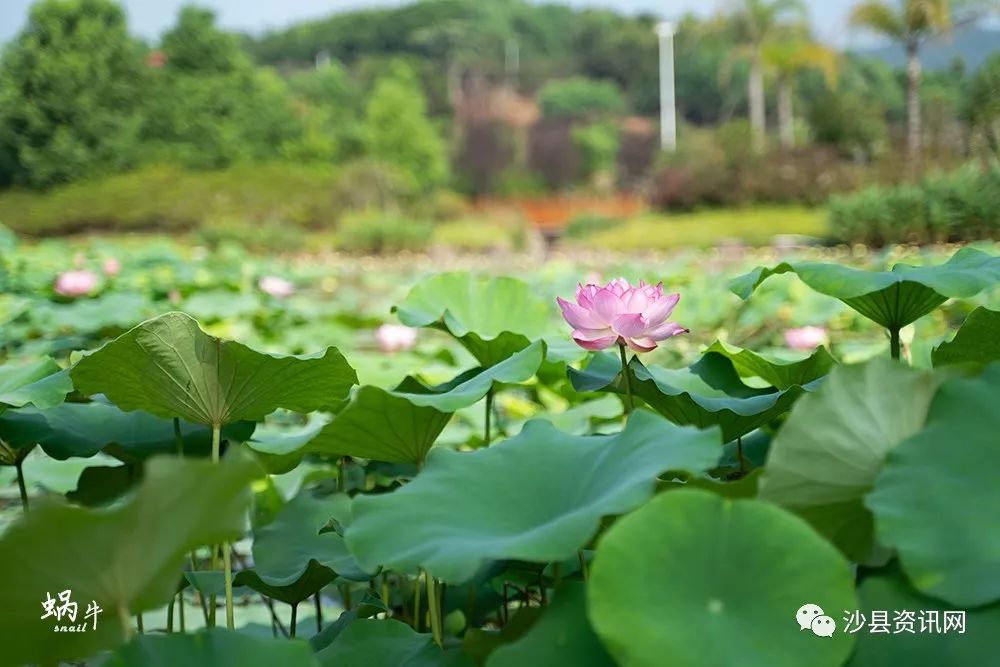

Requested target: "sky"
[{"left": 0, "top": 0, "right": 867, "bottom": 47}]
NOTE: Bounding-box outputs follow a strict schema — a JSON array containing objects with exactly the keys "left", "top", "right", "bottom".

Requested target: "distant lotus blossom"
[
  {"left": 259, "top": 276, "right": 295, "bottom": 298},
  {"left": 54, "top": 270, "right": 98, "bottom": 298},
  {"left": 377, "top": 324, "right": 418, "bottom": 353},
  {"left": 784, "top": 326, "right": 828, "bottom": 351},
  {"left": 103, "top": 258, "right": 121, "bottom": 276},
  {"left": 558, "top": 278, "right": 687, "bottom": 353}
]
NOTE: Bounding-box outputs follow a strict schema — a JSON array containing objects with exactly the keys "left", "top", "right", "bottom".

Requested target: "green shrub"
[
  {"left": 0, "top": 164, "right": 342, "bottom": 236},
  {"left": 336, "top": 211, "right": 433, "bottom": 254},
  {"left": 827, "top": 165, "right": 1000, "bottom": 245},
  {"left": 538, "top": 77, "right": 626, "bottom": 119},
  {"left": 329, "top": 159, "right": 415, "bottom": 213},
  {"left": 651, "top": 145, "right": 861, "bottom": 211}
]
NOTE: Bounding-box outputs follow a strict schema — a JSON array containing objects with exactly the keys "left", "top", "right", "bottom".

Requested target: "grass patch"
[
  {"left": 577, "top": 206, "right": 827, "bottom": 251},
  {"left": 432, "top": 219, "right": 523, "bottom": 252}
]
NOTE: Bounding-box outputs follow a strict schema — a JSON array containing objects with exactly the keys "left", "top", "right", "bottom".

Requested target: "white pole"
[{"left": 657, "top": 22, "right": 677, "bottom": 152}]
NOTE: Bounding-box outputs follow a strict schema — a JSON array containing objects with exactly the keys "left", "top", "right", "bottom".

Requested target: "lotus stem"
[
  {"left": 119, "top": 605, "right": 133, "bottom": 640},
  {"left": 889, "top": 327, "right": 901, "bottom": 361},
  {"left": 315, "top": 593, "right": 323, "bottom": 631},
  {"left": 737, "top": 436, "right": 746, "bottom": 474},
  {"left": 173, "top": 417, "right": 184, "bottom": 456},
  {"left": 381, "top": 574, "right": 391, "bottom": 617},
  {"left": 135, "top": 612, "right": 144, "bottom": 634},
  {"left": 426, "top": 572, "right": 443, "bottom": 647},
  {"left": 466, "top": 585, "right": 476, "bottom": 625},
  {"left": 178, "top": 591, "right": 186, "bottom": 632},
  {"left": 413, "top": 572, "right": 422, "bottom": 631},
  {"left": 578, "top": 550, "right": 589, "bottom": 581},
  {"left": 341, "top": 583, "right": 352, "bottom": 610},
  {"left": 14, "top": 459, "right": 28, "bottom": 512},
  {"left": 289, "top": 602, "right": 298, "bottom": 638},
  {"left": 618, "top": 343, "right": 635, "bottom": 413},
  {"left": 485, "top": 387, "right": 494, "bottom": 443},
  {"left": 223, "top": 544, "right": 234, "bottom": 629}
]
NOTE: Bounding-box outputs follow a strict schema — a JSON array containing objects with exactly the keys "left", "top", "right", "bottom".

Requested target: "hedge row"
[
  {"left": 0, "top": 161, "right": 420, "bottom": 237},
  {"left": 828, "top": 165, "right": 1000, "bottom": 246}
]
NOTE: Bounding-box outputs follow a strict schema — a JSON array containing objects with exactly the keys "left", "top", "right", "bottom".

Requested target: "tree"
[
  {"left": 966, "top": 52, "right": 1000, "bottom": 159},
  {"left": 728, "top": 0, "right": 808, "bottom": 153},
  {"left": 761, "top": 31, "right": 838, "bottom": 148},
  {"left": 160, "top": 6, "right": 248, "bottom": 74},
  {"left": 0, "top": 0, "right": 146, "bottom": 188},
  {"left": 537, "top": 78, "right": 626, "bottom": 118},
  {"left": 141, "top": 7, "right": 301, "bottom": 169},
  {"left": 570, "top": 10, "right": 660, "bottom": 115},
  {"left": 849, "top": 0, "right": 953, "bottom": 168},
  {"left": 361, "top": 64, "right": 449, "bottom": 192}
]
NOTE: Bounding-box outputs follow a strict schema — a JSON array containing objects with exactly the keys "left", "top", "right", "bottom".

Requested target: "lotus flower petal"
[{"left": 558, "top": 278, "right": 687, "bottom": 353}]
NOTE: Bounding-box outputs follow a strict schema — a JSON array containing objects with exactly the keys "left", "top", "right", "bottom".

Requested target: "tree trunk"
[
  {"left": 778, "top": 78, "right": 794, "bottom": 149},
  {"left": 749, "top": 51, "right": 766, "bottom": 154},
  {"left": 906, "top": 40, "right": 922, "bottom": 173}
]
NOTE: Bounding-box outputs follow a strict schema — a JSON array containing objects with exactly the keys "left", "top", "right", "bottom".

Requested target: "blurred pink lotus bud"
[
  {"left": 54, "top": 270, "right": 98, "bottom": 298},
  {"left": 784, "top": 326, "right": 828, "bottom": 351},
  {"left": 258, "top": 276, "right": 295, "bottom": 298},
  {"left": 168, "top": 289, "right": 181, "bottom": 304},
  {"left": 103, "top": 258, "right": 121, "bottom": 276},
  {"left": 557, "top": 278, "right": 688, "bottom": 353},
  {"left": 377, "top": 324, "right": 418, "bottom": 353}
]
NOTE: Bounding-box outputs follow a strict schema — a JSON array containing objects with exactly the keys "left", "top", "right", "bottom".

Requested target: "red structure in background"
[{"left": 476, "top": 196, "right": 644, "bottom": 249}]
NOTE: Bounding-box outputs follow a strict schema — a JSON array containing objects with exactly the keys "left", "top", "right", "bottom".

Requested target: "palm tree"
[
  {"left": 849, "top": 0, "right": 951, "bottom": 167},
  {"left": 762, "top": 32, "right": 838, "bottom": 148},
  {"left": 729, "top": 0, "right": 808, "bottom": 153}
]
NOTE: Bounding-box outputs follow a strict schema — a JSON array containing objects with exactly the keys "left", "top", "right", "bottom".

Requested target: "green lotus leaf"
[
  {"left": 569, "top": 351, "right": 820, "bottom": 442},
  {"left": 304, "top": 386, "right": 451, "bottom": 465},
  {"left": 703, "top": 340, "right": 836, "bottom": 390},
  {"left": 245, "top": 413, "right": 330, "bottom": 474},
  {"left": 316, "top": 619, "right": 472, "bottom": 667},
  {"left": 0, "top": 451, "right": 262, "bottom": 666},
  {"left": 345, "top": 410, "right": 721, "bottom": 583},
  {"left": 932, "top": 306, "right": 1000, "bottom": 368},
  {"left": 181, "top": 290, "right": 262, "bottom": 322},
  {"left": 235, "top": 491, "right": 370, "bottom": 605},
  {"left": 0, "top": 400, "right": 255, "bottom": 461},
  {"left": 33, "top": 292, "right": 155, "bottom": 334},
  {"left": 847, "top": 567, "right": 1000, "bottom": 667},
  {"left": 867, "top": 364, "right": 1000, "bottom": 607},
  {"left": 730, "top": 247, "right": 1000, "bottom": 329},
  {"left": 392, "top": 341, "right": 544, "bottom": 413},
  {"left": 66, "top": 464, "right": 138, "bottom": 506},
  {"left": 393, "top": 273, "right": 551, "bottom": 366},
  {"left": 486, "top": 582, "right": 613, "bottom": 667},
  {"left": 71, "top": 312, "right": 357, "bottom": 426},
  {"left": 102, "top": 629, "right": 319, "bottom": 667},
  {"left": 588, "top": 490, "right": 857, "bottom": 667},
  {"left": 0, "top": 357, "right": 72, "bottom": 410},
  {"left": 759, "top": 357, "right": 941, "bottom": 565}
]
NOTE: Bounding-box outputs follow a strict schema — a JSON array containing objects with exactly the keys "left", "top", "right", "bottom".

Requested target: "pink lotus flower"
[
  {"left": 54, "top": 270, "right": 98, "bottom": 298},
  {"left": 558, "top": 278, "right": 688, "bottom": 352},
  {"left": 377, "top": 324, "right": 418, "bottom": 353},
  {"left": 784, "top": 326, "right": 827, "bottom": 351},
  {"left": 102, "top": 258, "right": 121, "bottom": 276},
  {"left": 258, "top": 276, "right": 295, "bottom": 298}
]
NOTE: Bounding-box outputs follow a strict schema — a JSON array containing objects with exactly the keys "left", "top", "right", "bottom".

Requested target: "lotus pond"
[{"left": 1, "top": 231, "right": 999, "bottom": 666}]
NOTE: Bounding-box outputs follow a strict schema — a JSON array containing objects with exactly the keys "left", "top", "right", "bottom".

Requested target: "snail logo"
[{"left": 796, "top": 603, "right": 836, "bottom": 638}]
